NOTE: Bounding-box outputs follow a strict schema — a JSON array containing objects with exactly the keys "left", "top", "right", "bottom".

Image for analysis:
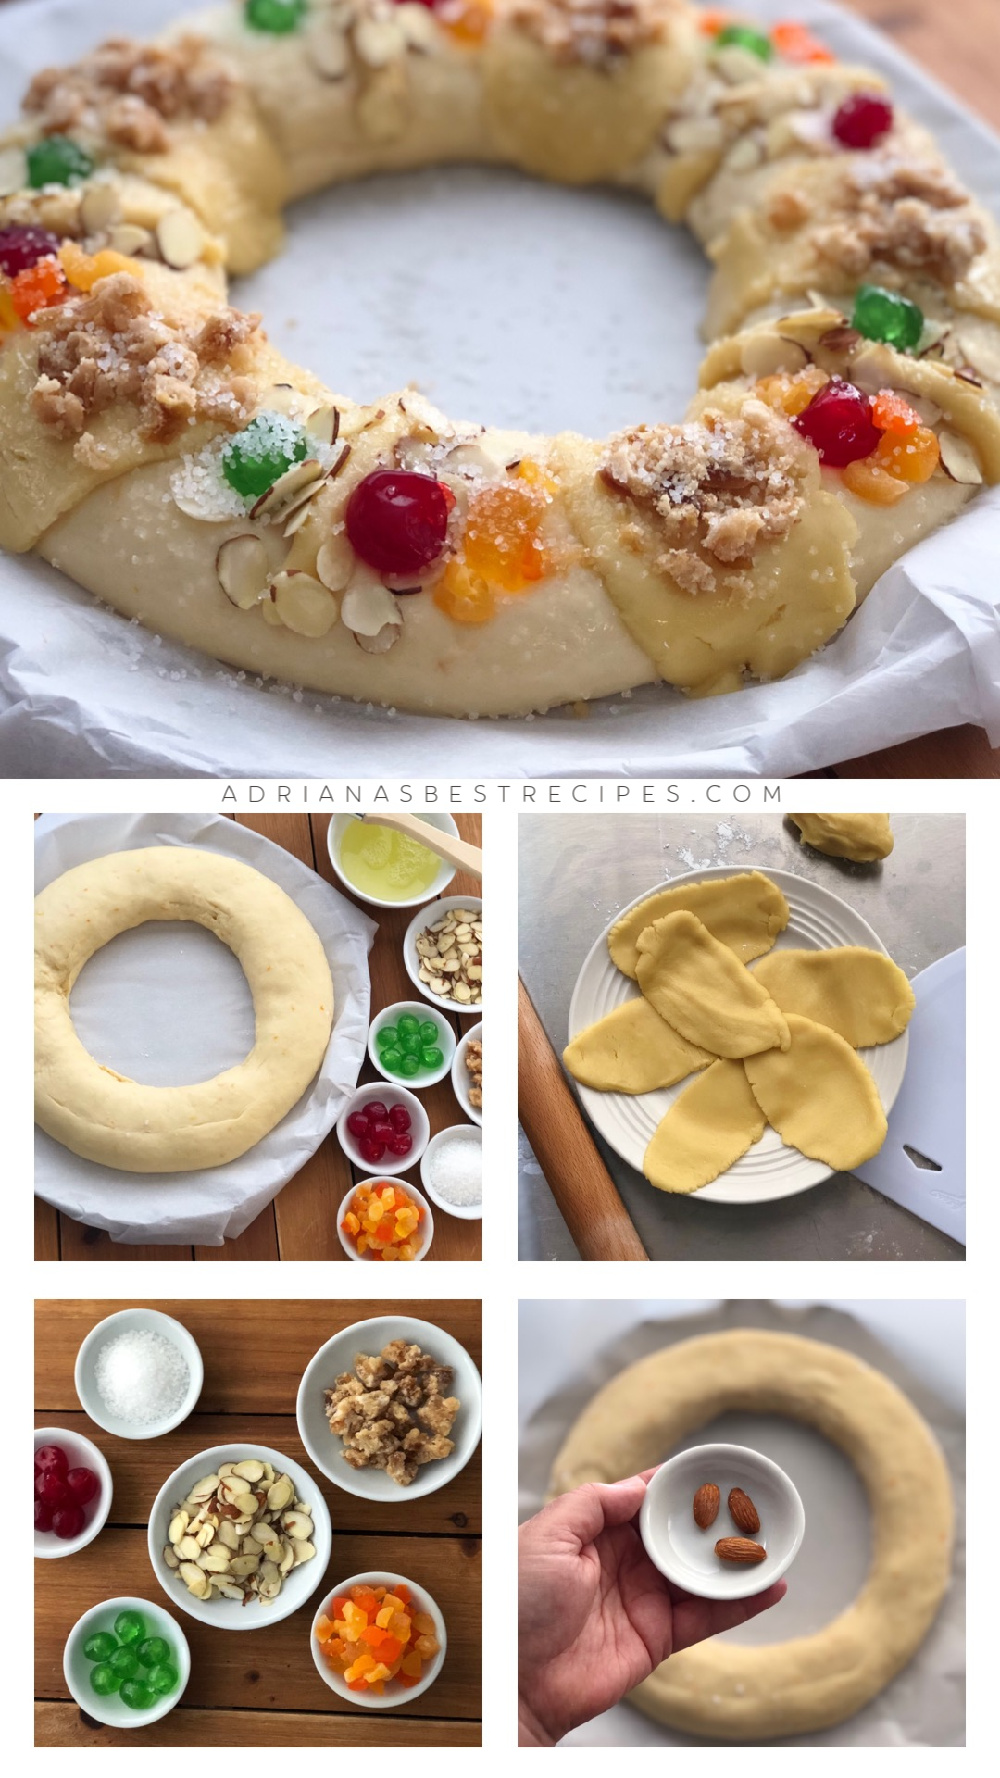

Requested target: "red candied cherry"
[
  {"left": 52, "top": 1503, "right": 85, "bottom": 1540},
  {"left": 360, "top": 1136, "right": 387, "bottom": 1165},
  {"left": 0, "top": 224, "right": 61, "bottom": 278},
  {"left": 345, "top": 470, "right": 451, "bottom": 578},
  {"left": 387, "top": 1133, "right": 413, "bottom": 1158},
  {"left": 831, "top": 93, "right": 894, "bottom": 150},
  {"left": 389, "top": 1105, "right": 411, "bottom": 1132},
  {"left": 66, "top": 1467, "right": 98, "bottom": 1505},
  {"left": 793, "top": 378, "right": 881, "bottom": 467},
  {"left": 369, "top": 1120, "right": 393, "bottom": 1141},
  {"left": 366, "top": 1101, "right": 388, "bottom": 1122},
  {"left": 34, "top": 1499, "right": 54, "bottom": 1533},
  {"left": 34, "top": 1443, "right": 69, "bottom": 1478},
  {"left": 346, "top": 1109, "right": 371, "bottom": 1139},
  {"left": 39, "top": 1471, "right": 72, "bottom": 1508}
]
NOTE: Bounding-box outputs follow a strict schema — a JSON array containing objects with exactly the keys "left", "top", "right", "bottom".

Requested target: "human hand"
[{"left": 518, "top": 1471, "right": 786, "bottom": 1745}]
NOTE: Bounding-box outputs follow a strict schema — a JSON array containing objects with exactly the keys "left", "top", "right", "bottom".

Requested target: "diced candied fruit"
[
  {"left": 841, "top": 456, "right": 909, "bottom": 504},
  {"left": 389, "top": 1611, "right": 411, "bottom": 1640},
  {"left": 9, "top": 257, "right": 67, "bottom": 322},
  {"left": 433, "top": 559, "right": 495, "bottom": 624},
  {"left": 755, "top": 365, "right": 829, "bottom": 417},
  {"left": 872, "top": 390, "right": 922, "bottom": 435},
  {"left": 343, "top": 1211, "right": 360, "bottom": 1235},
  {"left": 0, "top": 281, "right": 20, "bottom": 333},
  {"left": 401, "top": 1650, "right": 423, "bottom": 1678},
  {"left": 414, "top": 1633, "right": 438, "bottom": 1659},
  {"left": 315, "top": 1614, "right": 336, "bottom": 1643},
  {"left": 771, "top": 21, "right": 834, "bottom": 64},
  {"left": 462, "top": 476, "right": 553, "bottom": 593},
  {"left": 436, "top": 0, "right": 493, "bottom": 47},
  {"left": 874, "top": 426, "right": 940, "bottom": 483},
  {"left": 353, "top": 1586, "right": 378, "bottom": 1610},
  {"left": 375, "top": 1605, "right": 394, "bottom": 1629},
  {"left": 58, "top": 241, "right": 136, "bottom": 293},
  {"left": 413, "top": 1612, "right": 436, "bottom": 1636}
]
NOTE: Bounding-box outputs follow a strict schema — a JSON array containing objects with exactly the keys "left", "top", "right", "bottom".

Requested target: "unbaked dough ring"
[
  {"left": 549, "top": 1328, "right": 953, "bottom": 1741},
  {"left": 34, "top": 845, "right": 335, "bottom": 1172}
]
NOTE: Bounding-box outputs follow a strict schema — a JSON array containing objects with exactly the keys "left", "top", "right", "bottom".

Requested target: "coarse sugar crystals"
[
  {"left": 94, "top": 1327, "right": 191, "bottom": 1425},
  {"left": 424, "top": 1128, "right": 482, "bottom": 1209}
]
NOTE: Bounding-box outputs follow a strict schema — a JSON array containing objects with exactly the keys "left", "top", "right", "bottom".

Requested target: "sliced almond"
[
  {"left": 281, "top": 476, "right": 329, "bottom": 536},
  {"left": 232, "top": 1459, "right": 266, "bottom": 1485},
  {"left": 217, "top": 533, "right": 270, "bottom": 609},
  {"left": 187, "top": 1474, "right": 220, "bottom": 1504},
  {"left": 271, "top": 569, "right": 339, "bottom": 636},
  {"left": 665, "top": 114, "right": 724, "bottom": 155},
  {"left": 155, "top": 209, "right": 206, "bottom": 270},
  {"left": 305, "top": 403, "right": 339, "bottom": 447},
  {"left": 354, "top": 15, "right": 405, "bottom": 67},
  {"left": 211, "top": 1577, "right": 245, "bottom": 1601},
  {"left": 356, "top": 620, "right": 402, "bottom": 654},
  {"left": 228, "top": 1552, "right": 261, "bottom": 1578},
  {"left": 316, "top": 530, "right": 355, "bottom": 592},
  {"left": 0, "top": 147, "right": 27, "bottom": 198},
  {"left": 262, "top": 382, "right": 301, "bottom": 418},
  {"left": 937, "top": 428, "right": 982, "bottom": 485},
  {"left": 397, "top": 3, "right": 438, "bottom": 50},
  {"left": 167, "top": 1510, "right": 189, "bottom": 1543},
  {"left": 217, "top": 1518, "right": 241, "bottom": 1550},
  {"left": 267, "top": 1475, "right": 295, "bottom": 1513},
  {"left": 954, "top": 328, "right": 1000, "bottom": 384},
  {"left": 398, "top": 388, "right": 450, "bottom": 440},
  {"left": 308, "top": 29, "right": 349, "bottom": 80},
  {"left": 713, "top": 44, "right": 766, "bottom": 84},
  {"left": 341, "top": 574, "right": 400, "bottom": 637},
  {"left": 739, "top": 334, "right": 808, "bottom": 378},
  {"left": 251, "top": 458, "right": 324, "bottom": 520},
  {"left": 278, "top": 1538, "right": 296, "bottom": 1576},
  {"left": 199, "top": 1545, "right": 232, "bottom": 1573},
  {"left": 282, "top": 1509, "right": 314, "bottom": 1542},
  {"left": 79, "top": 181, "right": 122, "bottom": 234},
  {"left": 162, "top": 1543, "right": 180, "bottom": 1570},
  {"left": 107, "top": 223, "right": 152, "bottom": 257},
  {"left": 726, "top": 134, "right": 763, "bottom": 172},
  {"left": 291, "top": 1539, "right": 316, "bottom": 1566}
]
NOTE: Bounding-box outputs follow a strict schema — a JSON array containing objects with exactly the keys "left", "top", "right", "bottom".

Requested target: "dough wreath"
[
  {"left": 34, "top": 845, "right": 334, "bottom": 1171},
  {"left": 549, "top": 1328, "right": 954, "bottom": 1741},
  {"left": 2, "top": 1, "right": 999, "bottom": 720}
]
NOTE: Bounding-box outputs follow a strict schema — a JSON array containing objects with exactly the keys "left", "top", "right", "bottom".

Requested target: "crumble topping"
[
  {"left": 29, "top": 272, "right": 259, "bottom": 453},
  {"left": 600, "top": 400, "right": 809, "bottom": 594},
  {"left": 508, "top": 0, "right": 679, "bottom": 65},
  {"left": 770, "top": 154, "right": 987, "bottom": 287},
  {"left": 23, "top": 36, "right": 235, "bottom": 155}
]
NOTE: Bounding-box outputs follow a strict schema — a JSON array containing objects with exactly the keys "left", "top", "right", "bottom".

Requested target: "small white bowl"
[
  {"left": 34, "top": 1426, "right": 113, "bottom": 1560},
  {"left": 63, "top": 1594, "right": 191, "bottom": 1729},
  {"left": 336, "top": 1176, "right": 435, "bottom": 1262},
  {"left": 368, "top": 1000, "right": 456, "bottom": 1088},
  {"left": 296, "top": 1315, "right": 482, "bottom": 1502},
  {"left": 311, "top": 1570, "right": 446, "bottom": 1709},
  {"left": 639, "top": 1442, "right": 805, "bottom": 1601},
  {"left": 420, "top": 1125, "right": 483, "bottom": 1222},
  {"left": 327, "top": 814, "right": 459, "bottom": 909},
  {"left": 336, "top": 1082, "right": 430, "bottom": 1170},
  {"left": 451, "top": 1022, "right": 483, "bottom": 1127},
  {"left": 403, "top": 896, "right": 484, "bottom": 1015},
  {"left": 75, "top": 1308, "right": 203, "bottom": 1442},
  {"left": 148, "top": 1443, "right": 332, "bottom": 1630}
]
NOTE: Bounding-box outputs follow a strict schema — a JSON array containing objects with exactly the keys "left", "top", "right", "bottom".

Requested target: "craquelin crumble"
[{"left": 23, "top": 35, "right": 234, "bottom": 156}]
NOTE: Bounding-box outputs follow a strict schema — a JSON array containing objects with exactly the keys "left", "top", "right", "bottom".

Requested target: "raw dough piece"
[
  {"left": 636, "top": 911, "right": 790, "bottom": 1058},
  {"left": 789, "top": 814, "right": 894, "bottom": 862},
  {"left": 34, "top": 845, "right": 334, "bottom": 1172},
  {"left": 608, "top": 871, "right": 790, "bottom": 978},
  {"left": 563, "top": 997, "right": 712, "bottom": 1095},
  {"left": 743, "top": 1014, "right": 887, "bottom": 1170},
  {"left": 643, "top": 1059, "right": 765, "bottom": 1192},
  {"left": 549, "top": 1328, "right": 954, "bottom": 1740},
  {"left": 752, "top": 947, "right": 915, "bottom": 1046}
]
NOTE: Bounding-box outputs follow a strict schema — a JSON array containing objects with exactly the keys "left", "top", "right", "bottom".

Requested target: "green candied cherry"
[
  {"left": 109, "top": 1646, "right": 140, "bottom": 1681},
  {"left": 399, "top": 1054, "right": 421, "bottom": 1078},
  {"left": 83, "top": 1631, "right": 117, "bottom": 1664},
  {"left": 114, "top": 1609, "right": 145, "bottom": 1647},
  {"left": 397, "top": 1014, "right": 421, "bottom": 1037},
  {"left": 90, "top": 1664, "right": 120, "bottom": 1697},
  {"left": 851, "top": 283, "right": 924, "bottom": 353},
  {"left": 119, "top": 1678, "right": 155, "bottom": 1711},
  {"left": 381, "top": 1047, "right": 405, "bottom": 1073},
  {"left": 420, "top": 1047, "right": 444, "bottom": 1070},
  {"left": 147, "top": 1663, "right": 180, "bottom": 1697},
  {"left": 419, "top": 1021, "right": 440, "bottom": 1046},
  {"left": 245, "top": 0, "right": 307, "bottom": 32},
  {"left": 221, "top": 413, "right": 308, "bottom": 501},
  {"left": 377, "top": 1024, "right": 399, "bottom": 1050},
  {"left": 27, "top": 136, "right": 95, "bottom": 188},
  {"left": 399, "top": 1031, "right": 422, "bottom": 1058},
  {"left": 137, "top": 1636, "right": 171, "bottom": 1669},
  {"left": 714, "top": 23, "right": 772, "bottom": 61}
]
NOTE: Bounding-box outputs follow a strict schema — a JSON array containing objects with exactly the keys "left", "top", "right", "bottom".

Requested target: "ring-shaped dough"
[
  {"left": 35, "top": 846, "right": 334, "bottom": 1172},
  {"left": 550, "top": 1329, "right": 953, "bottom": 1741}
]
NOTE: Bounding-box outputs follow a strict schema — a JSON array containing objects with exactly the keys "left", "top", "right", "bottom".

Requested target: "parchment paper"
[
  {"left": 1, "top": 0, "right": 999, "bottom": 776},
  {"left": 33, "top": 812, "right": 376, "bottom": 1244},
  {"left": 519, "top": 1299, "right": 966, "bottom": 1746}
]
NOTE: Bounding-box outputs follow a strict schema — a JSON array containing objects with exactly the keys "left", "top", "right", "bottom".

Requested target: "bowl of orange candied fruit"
[
  {"left": 336, "top": 1177, "right": 434, "bottom": 1262},
  {"left": 311, "top": 1571, "right": 446, "bottom": 1708}
]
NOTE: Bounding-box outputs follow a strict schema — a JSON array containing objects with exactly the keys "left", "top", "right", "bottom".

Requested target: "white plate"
[{"left": 567, "top": 866, "right": 909, "bottom": 1204}]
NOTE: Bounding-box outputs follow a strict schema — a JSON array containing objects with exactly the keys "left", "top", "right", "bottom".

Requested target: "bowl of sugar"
[
  {"left": 75, "top": 1309, "right": 204, "bottom": 1441},
  {"left": 419, "top": 1125, "right": 482, "bottom": 1221}
]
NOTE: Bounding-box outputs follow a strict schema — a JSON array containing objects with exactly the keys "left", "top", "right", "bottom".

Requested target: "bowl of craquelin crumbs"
[
  {"left": 296, "top": 1315, "right": 482, "bottom": 1502},
  {"left": 311, "top": 1571, "right": 446, "bottom": 1708}
]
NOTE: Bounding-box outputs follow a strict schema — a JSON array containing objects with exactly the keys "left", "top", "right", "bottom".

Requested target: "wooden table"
[
  {"left": 35, "top": 1299, "right": 482, "bottom": 1748},
  {"left": 33, "top": 815, "right": 482, "bottom": 1262}
]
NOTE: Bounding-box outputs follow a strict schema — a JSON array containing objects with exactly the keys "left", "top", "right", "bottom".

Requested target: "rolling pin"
[
  {"left": 359, "top": 811, "right": 482, "bottom": 880},
  {"left": 519, "top": 979, "right": 648, "bottom": 1262}
]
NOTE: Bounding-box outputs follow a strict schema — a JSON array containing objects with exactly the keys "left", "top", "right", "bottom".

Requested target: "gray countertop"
[{"left": 518, "top": 812, "right": 965, "bottom": 1263}]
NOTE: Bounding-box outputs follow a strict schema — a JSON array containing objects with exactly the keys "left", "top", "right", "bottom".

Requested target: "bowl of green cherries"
[
  {"left": 63, "top": 1597, "right": 190, "bottom": 1728},
  {"left": 368, "top": 1001, "right": 456, "bottom": 1088}
]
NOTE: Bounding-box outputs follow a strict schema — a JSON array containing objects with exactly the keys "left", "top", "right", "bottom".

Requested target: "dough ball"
[
  {"left": 789, "top": 813, "right": 894, "bottom": 861},
  {"left": 744, "top": 1013, "right": 887, "bottom": 1170}
]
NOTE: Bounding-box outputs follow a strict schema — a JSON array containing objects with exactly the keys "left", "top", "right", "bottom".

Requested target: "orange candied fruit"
[
  {"left": 340, "top": 1179, "right": 425, "bottom": 1261},
  {"left": 433, "top": 559, "right": 495, "bottom": 625},
  {"left": 874, "top": 425, "right": 940, "bottom": 484},
  {"left": 0, "top": 280, "right": 19, "bottom": 333},
  {"left": 755, "top": 364, "right": 829, "bottom": 418},
  {"left": 317, "top": 1580, "right": 440, "bottom": 1695},
  {"left": 841, "top": 456, "right": 909, "bottom": 505},
  {"left": 771, "top": 21, "right": 835, "bottom": 64},
  {"left": 699, "top": 9, "right": 735, "bottom": 32},
  {"left": 871, "top": 389, "right": 922, "bottom": 436},
  {"left": 436, "top": 0, "right": 494, "bottom": 48},
  {"left": 58, "top": 240, "right": 140, "bottom": 293},
  {"left": 7, "top": 256, "right": 68, "bottom": 323},
  {"left": 462, "top": 466, "right": 555, "bottom": 593}
]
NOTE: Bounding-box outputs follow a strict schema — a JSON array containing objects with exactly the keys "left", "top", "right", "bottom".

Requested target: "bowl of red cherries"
[
  {"left": 335, "top": 1082, "right": 431, "bottom": 1173},
  {"left": 35, "top": 1426, "right": 112, "bottom": 1559}
]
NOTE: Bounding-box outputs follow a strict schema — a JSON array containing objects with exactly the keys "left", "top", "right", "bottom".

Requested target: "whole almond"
[
  {"left": 728, "top": 1487, "right": 760, "bottom": 1535},
  {"left": 715, "top": 1537, "right": 766, "bottom": 1563},
  {"left": 692, "top": 1483, "right": 720, "bottom": 1530}
]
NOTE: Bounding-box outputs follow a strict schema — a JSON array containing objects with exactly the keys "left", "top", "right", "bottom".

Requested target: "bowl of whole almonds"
[
  {"left": 639, "top": 1442, "right": 805, "bottom": 1601},
  {"left": 148, "top": 1445, "right": 331, "bottom": 1629},
  {"left": 403, "top": 897, "right": 483, "bottom": 1014}
]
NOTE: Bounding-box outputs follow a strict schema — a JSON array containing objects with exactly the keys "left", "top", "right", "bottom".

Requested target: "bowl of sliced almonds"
[{"left": 148, "top": 1444, "right": 332, "bottom": 1630}]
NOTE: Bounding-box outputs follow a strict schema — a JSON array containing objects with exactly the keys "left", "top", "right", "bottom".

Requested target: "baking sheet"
[
  {"left": 34, "top": 812, "right": 376, "bottom": 1245},
  {"left": 519, "top": 1299, "right": 966, "bottom": 1746},
  {"left": 1, "top": 0, "right": 999, "bottom": 775}
]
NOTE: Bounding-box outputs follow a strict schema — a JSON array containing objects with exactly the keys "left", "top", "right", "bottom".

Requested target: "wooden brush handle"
[
  {"left": 518, "top": 979, "right": 648, "bottom": 1262},
  {"left": 360, "top": 812, "right": 482, "bottom": 880}
]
